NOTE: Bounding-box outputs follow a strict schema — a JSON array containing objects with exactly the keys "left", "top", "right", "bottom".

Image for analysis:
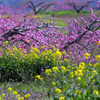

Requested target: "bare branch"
[
  {"left": 28, "top": 1, "right": 55, "bottom": 14},
  {"left": 68, "top": 0, "right": 94, "bottom": 13},
  {"left": 63, "top": 19, "right": 100, "bottom": 51}
]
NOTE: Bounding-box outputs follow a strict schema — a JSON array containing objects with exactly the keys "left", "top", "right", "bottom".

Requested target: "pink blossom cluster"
[{"left": 0, "top": 5, "right": 100, "bottom": 63}]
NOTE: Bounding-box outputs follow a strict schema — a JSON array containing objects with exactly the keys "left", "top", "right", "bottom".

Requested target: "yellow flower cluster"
[
  {"left": 75, "top": 62, "right": 85, "bottom": 76},
  {"left": 1, "top": 93, "right": 5, "bottom": 98},
  {"left": 0, "top": 87, "right": 31, "bottom": 100},
  {"left": 59, "top": 97, "right": 65, "bottom": 100},
  {"left": 70, "top": 72, "right": 74, "bottom": 78},
  {"left": 52, "top": 67, "right": 59, "bottom": 73},
  {"left": 79, "top": 62, "right": 85, "bottom": 70},
  {"left": 97, "top": 40, "right": 100, "bottom": 46},
  {"left": 52, "top": 81, "right": 56, "bottom": 85},
  {"left": 55, "top": 49, "right": 62, "bottom": 58},
  {"left": 94, "top": 62, "right": 100, "bottom": 68},
  {"left": 12, "top": 91, "right": 18, "bottom": 95},
  {"left": 45, "top": 69, "right": 52, "bottom": 75},
  {"left": 35, "top": 75, "right": 43, "bottom": 81},
  {"left": 77, "top": 77, "right": 81, "bottom": 81},
  {"left": 92, "top": 70, "right": 97, "bottom": 75},
  {"left": 96, "top": 55, "right": 100, "bottom": 61},
  {"left": 24, "top": 93, "right": 30, "bottom": 99},
  {"left": 75, "top": 69, "right": 83, "bottom": 76},
  {"left": 3, "top": 45, "right": 63, "bottom": 68},
  {"left": 55, "top": 88, "right": 62, "bottom": 93},
  {"left": 45, "top": 66, "right": 67, "bottom": 76},
  {"left": 84, "top": 53, "right": 91, "bottom": 59},
  {"left": 60, "top": 66, "right": 66, "bottom": 72},
  {"left": 16, "top": 93, "right": 30, "bottom": 100},
  {"left": 75, "top": 90, "right": 81, "bottom": 95},
  {"left": 8, "top": 87, "right": 12, "bottom": 92},
  {"left": 4, "top": 41, "right": 8, "bottom": 45},
  {"left": 93, "top": 90, "right": 99, "bottom": 97}
]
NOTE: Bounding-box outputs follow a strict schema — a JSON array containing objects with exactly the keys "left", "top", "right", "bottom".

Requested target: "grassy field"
[{"left": 38, "top": 10, "right": 98, "bottom": 15}]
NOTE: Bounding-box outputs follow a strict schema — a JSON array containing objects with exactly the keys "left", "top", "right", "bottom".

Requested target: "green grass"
[
  {"left": 0, "top": 82, "right": 47, "bottom": 93},
  {"left": 32, "top": 14, "right": 67, "bottom": 27},
  {"left": 0, "top": 82, "right": 50, "bottom": 100},
  {"left": 38, "top": 10, "right": 99, "bottom": 15}
]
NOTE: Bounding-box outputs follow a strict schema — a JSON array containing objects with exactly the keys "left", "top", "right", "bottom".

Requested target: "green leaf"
[
  {"left": 48, "top": 92, "right": 51, "bottom": 98},
  {"left": 54, "top": 96, "right": 59, "bottom": 100},
  {"left": 60, "top": 80, "right": 66, "bottom": 85}
]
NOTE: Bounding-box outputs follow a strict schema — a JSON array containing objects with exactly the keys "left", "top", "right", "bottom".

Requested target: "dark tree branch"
[
  {"left": 28, "top": 1, "right": 55, "bottom": 14},
  {"left": 29, "top": 1, "right": 37, "bottom": 14},
  {"left": 0, "top": 22, "right": 61, "bottom": 46},
  {"left": 35, "top": 2, "right": 44, "bottom": 8},
  {"left": 63, "top": 19, "right": 100, "bottom": 51}
]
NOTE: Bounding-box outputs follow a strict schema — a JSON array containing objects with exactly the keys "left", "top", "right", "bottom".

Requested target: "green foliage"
[
  {"left": 43, "top": 60, "right": 100, "bottom": 100},
  {"left": 0, "top": 45, "right": 62, "bottom": 82},
  {"left": 38, "top": 10, "right": 98, "bottom": 15}
]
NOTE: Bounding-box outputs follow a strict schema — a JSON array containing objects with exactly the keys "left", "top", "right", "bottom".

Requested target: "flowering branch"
[{"left": 63, "top": 19, "right": 100, "bottom": 51}]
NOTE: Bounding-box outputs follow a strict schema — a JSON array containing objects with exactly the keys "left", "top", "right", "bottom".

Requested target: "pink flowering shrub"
[{"left": 0, "top": 5, "right": 100, "bottom": 64}]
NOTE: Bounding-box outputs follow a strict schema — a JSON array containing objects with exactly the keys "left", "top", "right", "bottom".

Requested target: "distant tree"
[
  {"left": 28, "top": 1, "right": 55, "bottom": 14},
  {"left": 9, "top": 0, "right": 55, "bottom": 14},
  {"left": 68, "top": 0, "right": 94, "bottom": 13},
  {"left": 51, "top": 0, "right": 94, "bottom": 13}
]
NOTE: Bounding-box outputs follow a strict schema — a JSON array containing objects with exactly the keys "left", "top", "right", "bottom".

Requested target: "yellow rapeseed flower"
[
  {"left": 1, "top": 93, "right": 5, "bottom": 98},
  {"left": 92, "top": 79, "right": 95, "bottom": 82},
  {"left": 70, "top": 52, "right": 72, "bottom": 54},
  {"left": 0, "top": 96, "right": 1, "bottom": 100},
  {"left": 89, "top": 63, "right": 92, "bottom": 67},
  {"left": 27, "top": 93, "right": 30, "bottom": 97},
  {"left": 84, "top": 53, "right": 91, "bottom": 59},
  {"left": 93, "top": 90, "right": 99, "bottom": 97},
  {"left": 17, "top": 97, "right": 21, "bottom": 100},
  {"left": 59, "top": 97, "right": 65, "bottom": 100},
  {"left": 70, "top": 97, "right": 73, "bottom": 100},
  {"left": 75, "top": 90, "right": 81, "bottom": 95},
  {"left": 16, "top": 94, "right": 20, "bottom": 98},
  {"left": 79, "top": 62, "right": 85, "bottom": 67},
  {"left": 77, "top": 69, "right": 83, "bottom": 76},
  {"left": 60, "top": 66, "right": 66, "bottom": 72},
  {"left": 70, "top": 72, "right": 74, "bottom": 78},
  {"left": 62, "top": 51, "right": 66, "bottom": 55},
  {"left": 12, "top": 91, "right": 18, "bottom": 95},
  {"left": 77, "top": 77, "right": 81, "bottom": 81},
  {"left": 8, "top": 87, "right": 12, "bottom": 92},
  {"left": 24, "top": 95, "right": 28, "bottom": 99},
  {"left": 55, "top": 49, "right": 62, "bottom": 58},
  {"left": 56, "top": 44, "right": 58, "bottom": 46},
  {"left": 68, "top": 66, "right": 71, "bottom": 68},
  {"left": 97, "top": 40, "right": 100, "bottom": 46},
  {"left": 96, "top": 55, "right": 100, "bottom": 61},
  {"left": 55, "top": 88, "right": 62, "bottom": 93},
  {"left": 52, "top": 67, "right": 59, "bottom": 73},
  {"left": 5, "top": 41, "right": 8, "bottom": 44},
  {"left": 20, "top": 97, "right": 24, "bottom": 100},
  {"left": 35, "top": 75, "right": 43, "bottom": 81},
  {"left": 52, "top": 81, "right": 56, "bottom": 85},
  {"left": 45, "top": 69, "right": 52, "bottom": 75},
  {"left": 92, "top": 70, "right": 97, "bottom": 75},
  {"left": 94, "top": 63, "right": 100, "bottom": 68}
]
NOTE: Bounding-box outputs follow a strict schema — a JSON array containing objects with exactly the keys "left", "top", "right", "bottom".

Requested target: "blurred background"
[{"left": 0, "top": 0, "right": 99, "bottom": 14}]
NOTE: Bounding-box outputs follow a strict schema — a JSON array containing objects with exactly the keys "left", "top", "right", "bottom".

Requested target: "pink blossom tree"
[{"left": 0, "top": 4, "right": 100, "bottom": 63}]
